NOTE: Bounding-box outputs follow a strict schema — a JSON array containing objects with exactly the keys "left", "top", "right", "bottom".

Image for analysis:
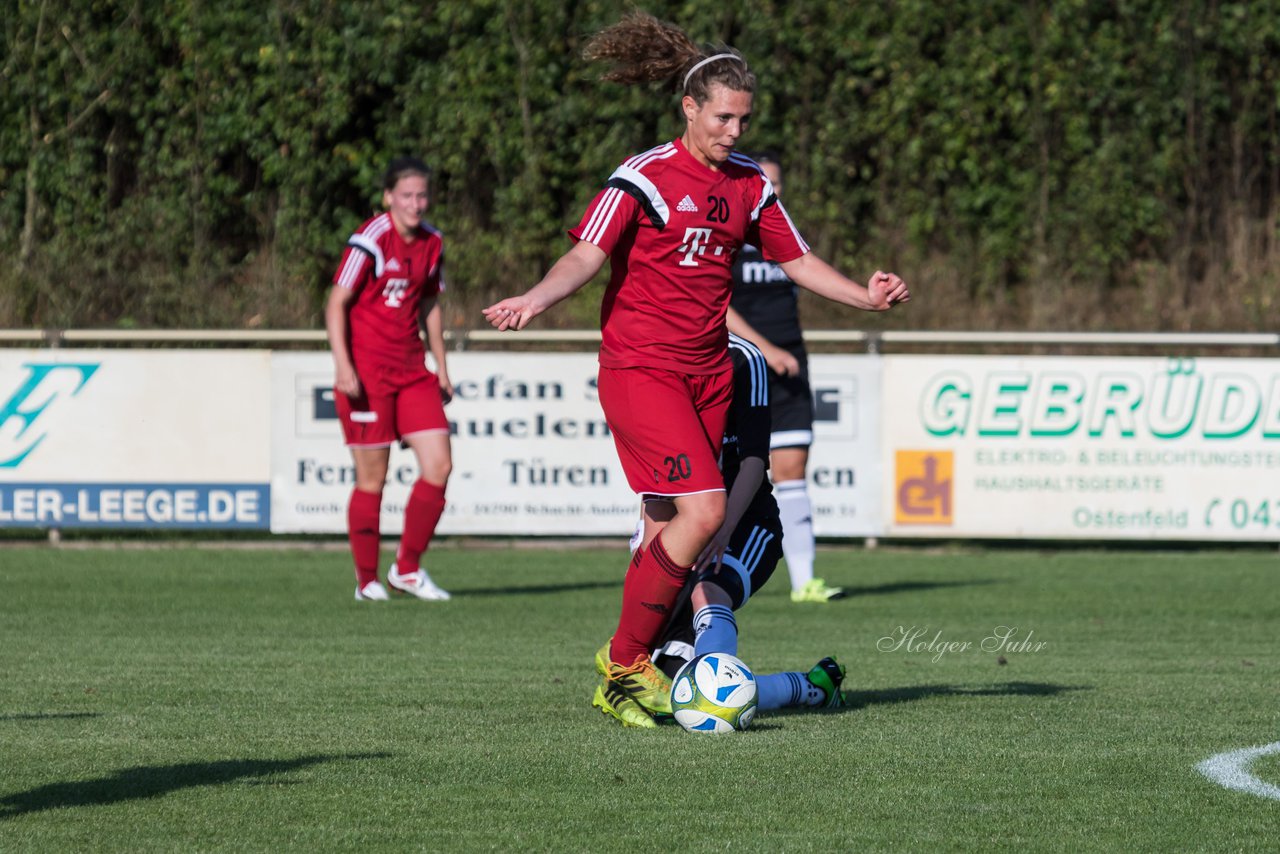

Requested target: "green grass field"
[{"left": 2, "top": 543, "right": 1278, "bottom": 851}]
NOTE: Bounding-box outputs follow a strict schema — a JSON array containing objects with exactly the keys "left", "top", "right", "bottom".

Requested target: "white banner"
[
  {"left": 0, "top": 350, "right": 271, "bottom": 529},
  {"left": 16, "top": 347, "right": 1275, "bottom": 542},
  {"left": 807, "top": 355, "right": 882, "bottom": 537},
  {"left": 271, "top": 352, "right": 638, "bottom": 534},
  {"left": 272, "top": 352, "right": 885, "bottom": 537},
  {"left": 881, "top": 355, "right": 1280, "bottom": 540}
]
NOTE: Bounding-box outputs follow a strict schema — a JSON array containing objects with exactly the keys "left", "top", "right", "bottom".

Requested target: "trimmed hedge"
[{"left": 1, "top": 1, "right": 1276, "bottom": 331}]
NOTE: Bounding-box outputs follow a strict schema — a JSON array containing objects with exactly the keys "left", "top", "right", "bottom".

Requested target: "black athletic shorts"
[{"left": 769, "top": 345, "right": 813, "bottom": 449}]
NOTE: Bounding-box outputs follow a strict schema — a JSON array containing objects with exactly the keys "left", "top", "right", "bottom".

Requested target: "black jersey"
[
  {"left": 729, "top": 244, "right": 804, "bottom": 349},
  {"left": 652, "top": 335, "right": 783, "bottom": 672},
  {"left": 723, "top": 333, "right": 774, "bottom": 501}
]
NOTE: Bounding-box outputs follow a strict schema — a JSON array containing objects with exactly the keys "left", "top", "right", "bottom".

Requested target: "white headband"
[{"left": 682, "top": 53, "right": 744, "bottom": 90}]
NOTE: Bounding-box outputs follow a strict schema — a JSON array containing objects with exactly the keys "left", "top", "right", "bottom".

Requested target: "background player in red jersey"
[
  {"left": 326, "top": 157, "right": 453, "bottom": 603},
  {"left": 483, "top": 12, "right": 910, "bottom": 727},
  {"left": 726, "top": 154, "right": 841, "bottom": 604}
]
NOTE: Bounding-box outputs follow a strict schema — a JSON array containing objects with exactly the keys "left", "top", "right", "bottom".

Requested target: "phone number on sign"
[{"left": 0, "top": 484, "right": 269, "bottom": 528}]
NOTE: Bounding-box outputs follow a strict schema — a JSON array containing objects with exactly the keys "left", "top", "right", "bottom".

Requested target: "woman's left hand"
[
  {"left": 868, "top": 270, "right": 910, "bottom": 308},
  {"left": 695, "top": 525, "right": 733, "bottom": 573}
]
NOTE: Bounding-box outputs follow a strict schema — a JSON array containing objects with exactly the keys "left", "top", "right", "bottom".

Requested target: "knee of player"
[
  {"left": 426, "top": 459, "right": 452, "bottom": 485},
  {"left": 690, "top": 497, "right": 727, "bottom": 538},
  {"left": 356, "top": 474, "right": 388, "bottom": 493},
  {"left": 692, "top": 579, "right": 735, "bottom": 611},
  {"left": 690, "top": 515, "right": 723, "bottom": 545},
  {"left": 354, "top": 463, "right": 390, "bottom": 492}
]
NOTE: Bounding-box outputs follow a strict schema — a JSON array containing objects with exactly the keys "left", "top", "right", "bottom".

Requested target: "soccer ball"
[{"left": 669, "top": 652, "right": 758, "bottom": 734}]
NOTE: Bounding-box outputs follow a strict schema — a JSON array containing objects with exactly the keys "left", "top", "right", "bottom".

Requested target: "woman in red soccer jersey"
[
  {"left": 483, "top": 13, "right": 910, "bottom": 726},
  {"left": 326, "top": 157, "right": 453, "bottom": 602}
]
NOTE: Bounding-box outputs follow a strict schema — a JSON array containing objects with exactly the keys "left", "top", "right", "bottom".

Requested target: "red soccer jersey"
[
  {"left": 333, "top": 213, "right": 444, "bottom": 395},
  {"left": 570, "top": 139, "right": 810, "bottom": 374}
]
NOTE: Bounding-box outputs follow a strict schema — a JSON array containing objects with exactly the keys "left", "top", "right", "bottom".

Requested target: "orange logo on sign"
[{"left": 895, "top": 451, "right": 954, "bottom": 525}]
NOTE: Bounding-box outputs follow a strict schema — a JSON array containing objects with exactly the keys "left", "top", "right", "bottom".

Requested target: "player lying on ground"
[{"left": 594, "top": 335, "right": 846, "bottom": 728}]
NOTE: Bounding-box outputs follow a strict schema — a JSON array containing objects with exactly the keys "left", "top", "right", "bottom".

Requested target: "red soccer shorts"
[
  {"left": 597, "top": 365, "right": 733, "bottom": 496},
  {"left": 336, "top": 374, "right": 448, "bottom": 448}
]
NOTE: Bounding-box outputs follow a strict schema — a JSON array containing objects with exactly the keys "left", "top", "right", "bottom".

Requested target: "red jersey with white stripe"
[
  {"left": 570, "top": 139, "right": 809, "bottom": 375},
  {"left": 333, "top": 213, "right": 444, "bottom": 395}
]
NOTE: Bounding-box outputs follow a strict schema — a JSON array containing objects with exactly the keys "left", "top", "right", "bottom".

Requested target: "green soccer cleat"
[
  {"left": 592, "top": 680, "right": 657, "bottom": 729},
  {"left": 605, "top": 653, "right": 673, "bottom": 717},
  {"left": 790, "top": 578, "right": 844, "bottom": 603},
  {"left": 594, "top": 639, "right": 611, "bottom": 677},
  {"left": 807, "top": 656, "right": 847, "bottom": 709}
]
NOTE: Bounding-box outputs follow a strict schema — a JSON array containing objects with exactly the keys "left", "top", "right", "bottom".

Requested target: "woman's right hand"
[
  {"left": 764, "top": 343, "right": 801, "bottom": 377},
  {"left": 482, "top": 296, "right": 540, "bottom": 331},
  {"left": 334, "top": 363, "right": 361, "bottom": 398}
]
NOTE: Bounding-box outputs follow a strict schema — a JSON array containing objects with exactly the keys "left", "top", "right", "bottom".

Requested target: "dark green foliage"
[{"left": 1, "top": 1, "right": 1277, "bottom": 331}]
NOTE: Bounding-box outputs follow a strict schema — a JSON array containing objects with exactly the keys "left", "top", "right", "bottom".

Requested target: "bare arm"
[
  {"left": 421, "top": 296, "right": 452, "bottom": 404},
  {"left": 325, "top": 285, "right": 360, "bottom": 397},
  {"left": 696, "top": 456, "right": 767, "bottom": 572},
  {"left": 725, "top": 307, "right": 801, "bottom": 377},
  {"left": 778, "top": 252, "right": 910, "bottom": 311},
  {"left": 482, "top": 241, "right": 608, "bottom": 330}
]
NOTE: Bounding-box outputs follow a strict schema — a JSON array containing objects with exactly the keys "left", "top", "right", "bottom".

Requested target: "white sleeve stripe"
[
  {"left": 727, "top": 333, "right": 769, "bottom": 407},
  {"left": 749, "top": 174, "right": 778, "bottom": 223},
  {"left": 732, "top": 155, "right": 778, "bottom": 225},
  {"left": 583, "top": 188, "right": 623, "bottom": 244},
  {"left": 749, "top": 349, "right": 767, "bottom": 406},
  {"left": 775, "top": 202, "right": 810, "bottom": 254},
  {"left": 739, "top": 526, "right": 775, "bottom": 572},
  {"left": 610, "top": 165, "right": 670, "bottom": 227},
  {"left": 581, "top": 143, "right": 677, "bottom": 243},
  {"left": 348, "top": 233, "right": 386, "bottom": 277},
  {"left": 336, "top": 249, "right": 370, "bottom": 288},
  {"left": 769, "top": 429, "right": 814, "bottom": 449},
  {"left": 362, "top": 213, "right": 392, "bottom": 240},
  {"left": 720, "top": 525, "right": 776, "bottom": 598},
  {"left": 581, "top": 187, "right": 625, "bottom": 246},
  {"left": 624, "top": 142, "right": 676, "bottom": 170},
  {"left": 590, "top": 188, "right": 631, "bottom": 246}
]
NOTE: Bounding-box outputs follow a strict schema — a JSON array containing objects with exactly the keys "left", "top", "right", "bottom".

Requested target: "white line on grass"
[{"left": 1198, "top": 742, "right": 1280, "bottom": 801}]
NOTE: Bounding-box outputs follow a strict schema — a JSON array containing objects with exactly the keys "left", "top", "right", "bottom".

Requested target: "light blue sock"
[
  {"left": 692, "top": 605, "right": 738, "bottom": 657},
  {"left": 757, "top": 672, "right": 824, "bottom": 711}
]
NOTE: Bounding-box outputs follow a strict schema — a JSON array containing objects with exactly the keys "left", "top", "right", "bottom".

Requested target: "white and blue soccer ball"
[{"left": 669, "top": 652, "right": 758, "bottom": 734}]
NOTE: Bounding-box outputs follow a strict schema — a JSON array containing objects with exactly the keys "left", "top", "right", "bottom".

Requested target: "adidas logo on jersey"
[
  {"left": 386, "top": 258, "right": 402, "bottom": 272},
  {"left": 677, "top": 194, "right": 699, "bottom": 213}
]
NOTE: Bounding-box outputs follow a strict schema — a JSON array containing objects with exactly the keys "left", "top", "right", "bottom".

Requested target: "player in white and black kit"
[
  {"left": 642, "top": 333, "right": 846, "bottom": 711},
  {"left": 727, "top": 154, "right": 841, "bottom": 604}
]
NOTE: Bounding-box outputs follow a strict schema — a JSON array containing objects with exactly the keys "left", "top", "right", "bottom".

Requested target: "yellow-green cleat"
[
  {"left": 593, "top": 639, "right": 611, "bottom": 677},
  {"left": 604, "top": 653, "right": 673, "bottom": 717},
  {"left": 791, "top": 578, "right": 844, "bottom": 603},
  {"left": 592, "top": 680, "right": 657, "bottom": 729}
]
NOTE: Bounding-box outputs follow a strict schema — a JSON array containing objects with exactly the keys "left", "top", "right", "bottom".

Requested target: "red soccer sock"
[
  {"left": 396, "top": 479, "right": 446, "bottom": 574},
  {"left": 610, "top": 532, "right": 692, "bottom": 666},
  {"left": 347, "top": 488, "right": 383, "bottom": 587}
]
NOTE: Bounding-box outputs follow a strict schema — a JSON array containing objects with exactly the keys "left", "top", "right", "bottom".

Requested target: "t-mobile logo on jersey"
[
  {"left": 677, "top": 227, "right": 718, "bottom": 267},
  {"left": 382, "top": 278, "right": 409, "bottom": 307}
]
